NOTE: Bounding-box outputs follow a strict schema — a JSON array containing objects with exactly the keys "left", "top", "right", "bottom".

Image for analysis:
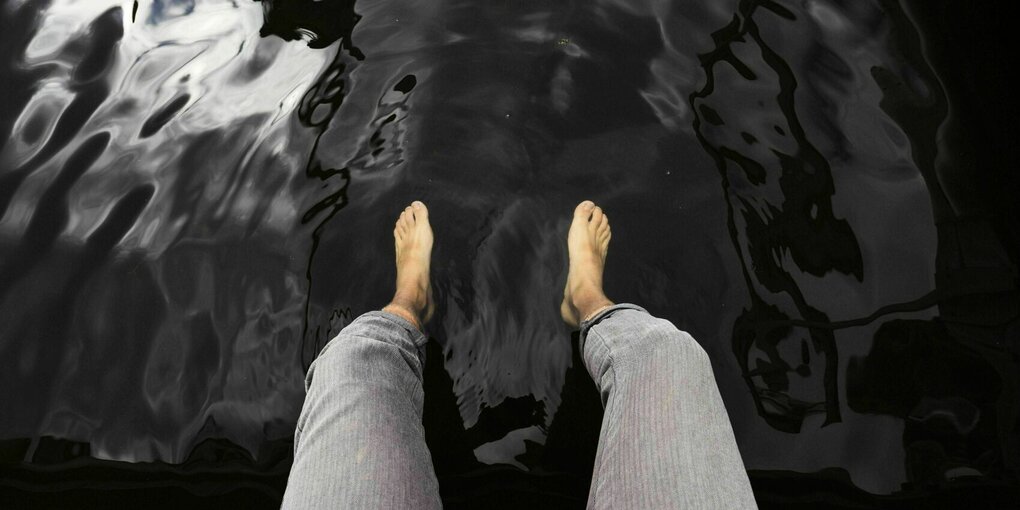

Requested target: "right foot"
[{"left": 561, "top": 200, "right": 614, "bottom": 327}]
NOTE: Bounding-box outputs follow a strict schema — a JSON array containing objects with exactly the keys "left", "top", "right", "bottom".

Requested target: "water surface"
[{"left": 1, "top": 0, "right": 1017, "bottom": 506}]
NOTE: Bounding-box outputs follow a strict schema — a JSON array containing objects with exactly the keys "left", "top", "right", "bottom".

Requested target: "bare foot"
[
  {"left": 561, "top": 200, "right": 614, "bottom": 327},
  {"left": 383, "top": 201, "right": 434, "bottom": 331}
]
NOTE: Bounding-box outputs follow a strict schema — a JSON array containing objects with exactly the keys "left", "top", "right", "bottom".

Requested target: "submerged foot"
[
  {"left": 384, "top": 201, "right": 434, "bottom": 331},
  {"left": 561, "top": 200, "right": 614, "bottom": 328}
]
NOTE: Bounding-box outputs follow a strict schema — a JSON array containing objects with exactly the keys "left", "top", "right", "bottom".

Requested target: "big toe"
[
  {"left": 411, "top": 200, "right": 429, "bottom": 223},
  {"left": 573, "top": 200, "right": 595, "bottom": 221}
]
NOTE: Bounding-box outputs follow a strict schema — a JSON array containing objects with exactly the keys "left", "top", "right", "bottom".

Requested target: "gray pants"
[{"left": 281, "top": 304, "right": 758, "bottom": 509}]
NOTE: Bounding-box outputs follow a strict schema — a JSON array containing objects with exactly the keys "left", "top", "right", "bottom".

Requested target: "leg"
[
  {"left": 282, "top": 201, "right": 441, "bottom": 509},
  {"left": 282, "top": 311, "right": 441, "bottom": 509},
  {"left": 561, "top": 201, "right": 757, "bottom": 509},
  {"left": 579, "top": 305, "right": 757, "bottom": 509}
]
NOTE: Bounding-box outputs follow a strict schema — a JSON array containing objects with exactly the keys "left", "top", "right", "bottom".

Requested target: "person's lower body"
[{"left": 281, "top": 304, "right": 757, "bottom": 509}]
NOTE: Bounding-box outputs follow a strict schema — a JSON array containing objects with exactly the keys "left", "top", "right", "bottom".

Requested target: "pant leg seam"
[
  {"left": 588, "top": 327, "right": 619, "bottom": 509},
  {"left": 593, "top": 370, "right": 619, "bottom": 509}
]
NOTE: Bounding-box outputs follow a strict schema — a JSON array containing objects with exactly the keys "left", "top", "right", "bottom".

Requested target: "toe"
[
  {"left": 411, "top": 200, "right": 428, "bottom": 221},
  {"left": 597, "top": 213, "right": 609, "bottom": 232},
  {"left": 574, "top": 200, "right": 595, "bottom": 220},
  {"left": 404, "top": 206, "right": 415, "bottom": 223}
]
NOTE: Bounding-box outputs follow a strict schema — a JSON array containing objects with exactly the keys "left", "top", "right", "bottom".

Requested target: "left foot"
[
  {"left": 384, "top": 201, "right": 434, "bottom": 331},
  {"left": 561, "top": 200, "right": 614, "bottom": 327}
]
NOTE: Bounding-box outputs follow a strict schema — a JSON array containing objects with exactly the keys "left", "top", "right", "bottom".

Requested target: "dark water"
[{"left": 1, "top": 0, "right": 1018, "bottom": 507}]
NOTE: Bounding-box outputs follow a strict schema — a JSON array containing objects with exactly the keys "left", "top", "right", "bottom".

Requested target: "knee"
[{"left": 636, "top": 320, "right": 713, "bottom": 371}]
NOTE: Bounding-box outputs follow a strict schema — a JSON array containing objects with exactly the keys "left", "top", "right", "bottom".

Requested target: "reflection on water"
[
  {"left": 1, "top": 0, "right": 324, "bottom": 463},
  {"left": 1, "top": 0, "right": 1017, "bottom": 506},
  {"left": 690, "top": 0, "right": 866, "bottom": 433}
]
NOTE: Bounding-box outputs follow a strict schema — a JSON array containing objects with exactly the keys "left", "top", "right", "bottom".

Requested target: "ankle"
[
  {"left": 383, "top": 301, "right": 422, "bottom": 331},
  {"left": 581, "top": 301, "right": 614, "bottom": 323},
  {"left": 393, "top": 286, "right": 427, "bottom": 312},
  {"left": 571, "top": 288, "right": 613, "bottom": 324}
]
